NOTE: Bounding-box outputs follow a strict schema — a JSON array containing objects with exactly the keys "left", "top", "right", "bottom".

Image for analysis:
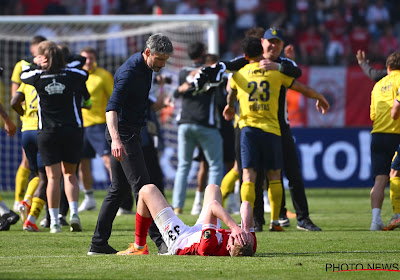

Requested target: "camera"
[{"left": 155, "top": 74, "right": 172, "bottom": 84}]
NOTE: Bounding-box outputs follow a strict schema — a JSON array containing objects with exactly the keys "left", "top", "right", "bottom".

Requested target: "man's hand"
[
  {"left": 111, "top": 138, "right": 127, "bottom": 162},
  {"left": 284, "top": 44, "right": 295, "bottom": 60},
  {"left": 4, "top": 119, "right": 16, "bottom": 137},
  {"left": 223, "top": 105, "right": 235, "bottom": 121},
  {"left": 230, "top": 226, "right": 251, "bottom": 247},
  {"left": 356, "top": 49, "right": 368, "bottom": 65},
  {"left": 316, "top": 95, "right": 330, "bottom": 115},
  {"left": 259, "top": 59, "right": 279, "bottom": 71}
]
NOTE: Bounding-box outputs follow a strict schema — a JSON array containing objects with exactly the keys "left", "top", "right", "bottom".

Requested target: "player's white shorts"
[{"left": 154, "top": 204, "right": 221, "bottom": 255}]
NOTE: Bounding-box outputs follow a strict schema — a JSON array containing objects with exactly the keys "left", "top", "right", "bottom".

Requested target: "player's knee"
[
  {"left": 139, "top": 184, "right": 157, "bottom": 197},
  {"left": 205, "top": 184, "right": 219, "bottom": 193}
]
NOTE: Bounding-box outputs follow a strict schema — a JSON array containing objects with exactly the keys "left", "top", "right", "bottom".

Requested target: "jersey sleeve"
[
  {"left": 102, "top": 69, "right": 114, "bottom": 99},
  {"left": 279, "top": 58, "right": 302, "bottom": 79},
  {"left": 280, "top": 72, "right": 295, "bottom": 88},
  {"left": 11, "top": 61, "right": 22, "bottom": 84}
]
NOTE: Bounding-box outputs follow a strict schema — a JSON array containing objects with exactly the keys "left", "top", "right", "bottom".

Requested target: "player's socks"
[
  {"left": 268, "top": 180, "right": 283, "bottom": 222},
  {"left": 135, "top": 213, "right": 153, "bottom": 247},
  {"left": 389, "top": 177, "right": 400, "bottom": 213},
  {"left": 194, "top": 191, "right": 203, "bottom": 206},
  {"left": 372, "top": 208, "right": 382, "bottom": 224},
  {"left": 240, "top": 181, "right": 255, "bottom": 209},
  {"left": 49, "top": 208, "right": 59, "bottom": 226},
  {"left": 221, "top": 169, "right": 239, "bottom": 207},
  {"left": 30, "top": 197, "right": 45, "bottom": 220},
  {"left": 23, "top": 176, "right": 39, "bottom": 206},
  {"left": 69, "top": 201, "right": 79, "bottom": 217},
  {"left": 15, "top": 166, "right": 30, "bottom": 203}
]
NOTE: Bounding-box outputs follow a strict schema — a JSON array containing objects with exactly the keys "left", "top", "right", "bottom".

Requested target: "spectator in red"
[
  {"left": 379, "top": 24, "right": 399, "bottom": 58},
  {"left": 256, "top": 0, "right": 287, "bottom": 29},
  {"left": 17, "top": 0, "right": 50, "bottom": 15},
  {"left": 323, "top": 7, "right": 348, "bottom": 65},
  {"left": 298, "top": 23, "right": 324, "bottom": 65},
  {"left": 208, "top": 0, "right": 228, "bottom": 54},
  {"left": 348, "top": 19, "right": 370, "bottom": 64}
]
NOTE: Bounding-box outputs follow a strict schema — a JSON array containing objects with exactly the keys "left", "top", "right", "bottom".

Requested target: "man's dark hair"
[
  {"left": 58, "top": 43, "right": 71, "bottom": 58},
  {"left": 31, "top": 35, "right": 47, "bottom": 45},
  {"left": 241, "top": 36, "right": 263, "bottom": 59},
  {"left": 188, "top": 42, "right": 205, "bottom": 60},
  {"left": 245, "top": 27, "right": 266, "bottom": 39},
  {"left": 386, "top": 51, "right": 400, "bottom": 71},
  {"left": 80, "top": 46, "right": 97, "bottom": 58},
  {"left": 205, "top": 54, "right": 219, "bottom": 66}
]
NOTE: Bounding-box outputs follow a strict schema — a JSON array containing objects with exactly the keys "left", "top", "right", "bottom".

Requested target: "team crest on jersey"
[
  {"left": 45, "top": 79, "right": 65, "bottom": 95},
  {"left": 203, "top": 230, "right": 211, "bottom": 239}
]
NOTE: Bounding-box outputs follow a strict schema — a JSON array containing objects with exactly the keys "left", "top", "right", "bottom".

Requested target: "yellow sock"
[
  {"left": 24, "top": 176, "right": 39, "bottom": 206},
  {"left": 15, "top": 166, "right": 30, "bottom": 202},
  {"left": 241, "top": 181, "right": 255, "bottom": 209},
  {"left": 390, "top": 177, "right": 400, "bottom": 213},
  {"left": 268, "top": 180, "right": 283, "bottom": 222},
  {"left": 221, "top": 168, "right": 239, "bottom": 207},
  {"left": 30, "top": 197, "right": 46, "bottom": 220}
]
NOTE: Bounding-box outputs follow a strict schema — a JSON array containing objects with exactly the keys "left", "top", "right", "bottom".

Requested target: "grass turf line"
[{"left": 0, "top": 188, "right": 399, "bottom": 280}]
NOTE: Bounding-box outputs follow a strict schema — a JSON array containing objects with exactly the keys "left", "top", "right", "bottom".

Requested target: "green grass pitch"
[{"left": 1, "top": 188, "right": 399, "bottom": 280}]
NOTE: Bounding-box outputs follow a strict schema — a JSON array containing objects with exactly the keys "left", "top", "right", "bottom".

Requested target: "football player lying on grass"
[{"left": 117, "top": 183, "right": 256, "bottom": 256}]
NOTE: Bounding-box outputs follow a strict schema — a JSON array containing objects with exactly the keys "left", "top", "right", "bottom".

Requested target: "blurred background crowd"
[{"left": 1, "top": 0, "right": 400, "bottom": 66}]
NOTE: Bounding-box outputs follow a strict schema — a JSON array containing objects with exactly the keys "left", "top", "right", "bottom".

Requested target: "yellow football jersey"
[
  {"left": 371, "top": 70, "right": 400, "bottom": 134},
  {"left": 17, "top": 83, "right": 38, "bottom": 132},
  {"left": 81, "top": 64, "right": 113, "bottom": 127},
  {"left": 231, "top": 62, "right": 294, "bottom": 136}
]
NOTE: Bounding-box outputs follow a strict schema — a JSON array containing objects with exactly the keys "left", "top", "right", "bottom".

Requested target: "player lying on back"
[{"left": 116, "top": 184, "right": 256, "bottom": 256}]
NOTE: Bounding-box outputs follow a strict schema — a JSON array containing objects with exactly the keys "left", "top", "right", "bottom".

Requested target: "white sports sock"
[
  {"left": 49, "top": 208, "right": 59, "bottom": 226},
  {"left": 372, "top": 208, "right": 382, "bottom": 223},
  {"left": 0, "top": 201, "right": 10, "bottom": 216},
  {"left": 69, "top": 201, "right": 79, "bottom": 216},
  {"left": 194, "top": 191, "right": 203, "bottom": 205},
  {"left": 84, "top": 189, "right": 94, "bottom": 199}
]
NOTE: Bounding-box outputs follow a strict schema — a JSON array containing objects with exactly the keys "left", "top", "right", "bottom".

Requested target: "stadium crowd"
[{"left": 1, "top": 0, "right": 400, "bottom": 66}]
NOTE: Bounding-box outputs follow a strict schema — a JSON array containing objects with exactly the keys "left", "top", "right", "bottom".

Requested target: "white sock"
[
  {"left": 69, "top": 201, "right": 79, "bottom": 217},
  {"left": 194, "top": 191, "right": 203, "bottom": 205},
  {"left": 49, "top": 208, "right": 59, "bottom": 226},
  {"left": 0, "top": 201, "right": 11, "bottom": 216},
  {"left": 84, "top": 189, "right": 94, "bottom": 200},
  {"left": 372, "top": 208, "right": 382, "bottom": 223}
]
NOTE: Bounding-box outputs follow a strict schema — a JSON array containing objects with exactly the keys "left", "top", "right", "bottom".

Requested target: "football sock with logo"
[
  {"left": 389, "top": 177, "right": 400, "bottom": 213},
  {"left": 268, "top": 180, "right": 283, "bottom": 222},
  {"left": 23, "top": 177, "right": 39, "bottom": 206},
  {"left": 241, "top": 181, "right": 255, "bottom": 209},
  {"left": 28, "top": 197, "right": 46, "bottom": 223},
  {"left": 15, "top": 166, "right": 30, "bottom": 202},
  {"left": 221, "top": 168, "right": 239, "bottom": 207},
  {"left": 135, "top": 213, "right": 153, "bottom": 248}
]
